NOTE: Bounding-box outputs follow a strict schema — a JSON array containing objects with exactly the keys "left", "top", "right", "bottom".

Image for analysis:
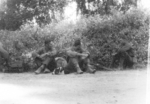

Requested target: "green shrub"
[
  {"left": 76, "top": 8, "right": 149, "bottom": 66},
  {"left": 0, "top": 8, "right": 148, "bottom": 69}
]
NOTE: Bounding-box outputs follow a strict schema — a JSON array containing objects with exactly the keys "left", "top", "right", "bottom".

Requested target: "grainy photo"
[{"left": 0, "top": 0, "right": 149, "bottom": 104}]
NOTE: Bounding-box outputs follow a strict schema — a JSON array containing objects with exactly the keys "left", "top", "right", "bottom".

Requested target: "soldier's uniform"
[
  {"left": 65, "top": 39, "right": 96, "bottom": 74},
  {"left": 32, "top": 40, "right": 57, "bottom": 74},
  {"left": 0, "top": 42, "right": 9, "bottom": 71},
  {"left": 110, "top": 41, "right": 135, "bottom": 70}
]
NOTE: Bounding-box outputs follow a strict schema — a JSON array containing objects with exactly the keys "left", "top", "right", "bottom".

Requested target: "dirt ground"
[{"left": 0, "top": 69, "right": 147, "bottom": 104}]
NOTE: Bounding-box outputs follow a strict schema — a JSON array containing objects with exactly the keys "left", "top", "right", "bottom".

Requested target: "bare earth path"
[{"left": 0, "top": 69, "right": 147, "bottom": 104}]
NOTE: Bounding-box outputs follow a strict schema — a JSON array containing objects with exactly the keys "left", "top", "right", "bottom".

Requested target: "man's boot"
[
  {"left": 119, "top": 58, "right": 124, "bottom": 70},
  {"left": 75, "top": 64, "right": 83, "bottom": 74},
  {"left": 86, "top": 64, "right": 96, "bottom": 74},
  {"left": 43, "top": 68, "right": 51, "bottom": 73},
  {"left": 35, "top": 65, "right": 45, "bottom": 74}
]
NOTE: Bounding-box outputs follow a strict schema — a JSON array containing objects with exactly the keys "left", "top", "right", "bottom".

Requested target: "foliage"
[
  {"left": 0, "top": 0, "right": 139, "bottom": 30},
  {"left": 0, "top": 0, "right": 68, "bottom": 30},
  {"left": 75, "top": 0, "right": 138, "bottom": 15},
  {"left": 0, "top": 8, "right": 148, "bottom": 70},
  {"left": 76, "top": 8, "right": 149, "bottom": 66}
]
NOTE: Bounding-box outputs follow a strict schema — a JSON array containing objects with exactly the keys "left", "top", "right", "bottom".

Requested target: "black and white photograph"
[{"left": 0, "top": 0, "right": 149, "bottom": 104}]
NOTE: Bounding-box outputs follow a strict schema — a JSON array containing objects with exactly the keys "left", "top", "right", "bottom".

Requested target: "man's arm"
[
  {"left": 66, "top": 46, "right": 89, "bottom": 58},
  {"left": 79, "top": 45, "right": 90, "bottom": 58},
  {"left": 45, "top": 49, "right": 57, "bottom": 57},
  {"left": 32, "top": 48, "right": 44, "bottom": 59},
  {"left": 40, "top": 47, "right": 57, "bottom": 58},
  {"left": 0, "top": 42, "right": 9, "bottom": 60}
]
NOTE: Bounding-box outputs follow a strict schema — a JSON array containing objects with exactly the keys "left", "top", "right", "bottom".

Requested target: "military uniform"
[
  {"left": 0, "top": 42, "right": 9, "bottom": 71},
  {"left": 32, "top": 40, "right": 57, "bottom": 74},
  {"left": 65, "top": 39, "right": 96, "bottom": 74},
  {"left": 110, "top": 41, "right": 135, "bottom": 70}
]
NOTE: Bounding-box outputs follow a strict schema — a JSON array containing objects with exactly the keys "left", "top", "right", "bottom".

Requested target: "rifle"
[{"left": 91, "top": 63, "right": 112, "bottom": 71}]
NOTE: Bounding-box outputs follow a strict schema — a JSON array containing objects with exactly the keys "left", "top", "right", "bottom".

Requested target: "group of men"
[
  {"left": 32, "top": 38, "right": 96, "bottom": 74},
  {"left": 0, "top": 38, "right": 136, "bottom": 74}
]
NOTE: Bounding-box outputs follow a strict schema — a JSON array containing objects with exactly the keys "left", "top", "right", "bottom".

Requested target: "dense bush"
[
  {"left": 0, "top": 8, "right": 148, "bottom": 69},
  {"left": 76, "top": 8, "right": 149, "bottom": 66}
]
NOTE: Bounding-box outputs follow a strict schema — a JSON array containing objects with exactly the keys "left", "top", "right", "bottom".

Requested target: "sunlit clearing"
[
  {"left": 64, "top": 1, "right": 80, "bottom": 24},
  {"left": 140, "top": 0, "right": 150, "bottom": 10},
  {"left": 0, "top": 0, "right": 6, "bottom": 11},
  {"left": 0, "top": 83, "right": 58, "bottom": 104},
  {"left": 0, "top": 0, "right": 2, "bottom": 5}
]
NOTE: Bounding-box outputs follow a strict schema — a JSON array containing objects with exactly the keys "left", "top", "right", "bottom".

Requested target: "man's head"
[
  {"left": 73, "top": 38, "right": 81, "bottom": 47},
  {"left": 120, "top": 40, "right": 128, "bottom": 46},
  {"left": 120, "top": 40, "right": 132, "bottom": 47},
  {"left": 44, "top": 39, "right": 53, "bottom": 50}
]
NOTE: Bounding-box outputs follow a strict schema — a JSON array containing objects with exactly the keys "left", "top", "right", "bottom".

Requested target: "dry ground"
[{"left": 0, "top": 69, "right": 147, "bottom": 104}]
